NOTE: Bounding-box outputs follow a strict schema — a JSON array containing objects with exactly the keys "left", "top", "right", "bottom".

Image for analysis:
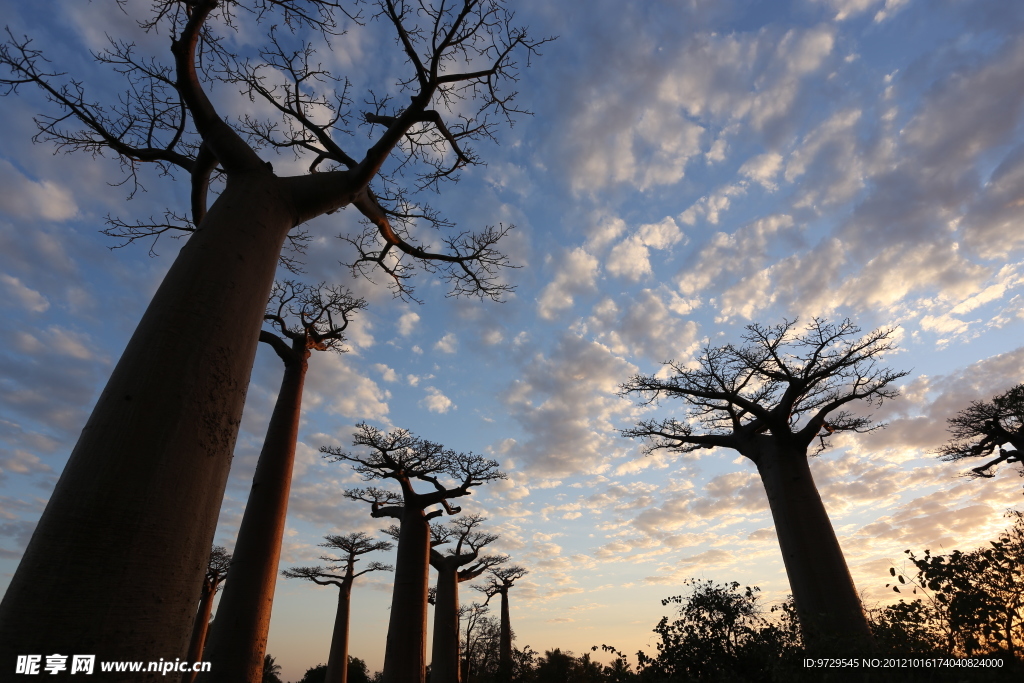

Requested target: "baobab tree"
[
  {"left": 477, "top": 565, "right": 529, "bottom": 683},
  {"left": 199, "top": 281, "right": 364, "bottom": 683},
  {"left": 183, "top": 546, "right": 231, "bottom": 682},
  {"left": 324, "top": 424, "right": 505, "bottom": 683},
  {"left": 282, "top": 532, "right": 393, "bottom": 683},
  {"left": 429, "top": 515, "right": 507, "bottom": 683},
  {"left": 620, "top": 318, "right": 908, "bottom": 648},
  {"left": 938, "top": 384, "right": 1023, "bottom": 478},
  {"left": 0, "top": 0, "right": 546, "bottom": 659}
]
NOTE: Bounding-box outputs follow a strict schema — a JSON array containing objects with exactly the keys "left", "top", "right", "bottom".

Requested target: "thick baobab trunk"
[
  {"left": 199, "top": 355, "right": 308, "bottom": 683},
  {"left": 0, "top": 172, "right": 295, "bottom": 668},
  {"left": 382, "top": 510, "right": 431, "bottom": 683},
  {"left": 325, "top": 581, "right": 353, "bottom": 683},
  {"left": 754, "top": 442, "right": 873, "bottom": 648},
  {"left": 498, "top": 591, "right": 512, "bottom": 683},
  {"left": 184, "top": 583, "right": 217, "bottom": 683},
  {"left": 431, "top": 566, "right": 462, "bottom": 683}
]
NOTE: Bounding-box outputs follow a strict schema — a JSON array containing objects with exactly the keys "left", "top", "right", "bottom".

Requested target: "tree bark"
[
  {"left": 498, "top": 590, "right": 512, "bottom": 683},
  {"left": 0, "top": 172, "right": 296, "bottom": 671},
  {"left": 753, "top": 440, "right": 874, "bottom": 649},
  {"left": 184, "top": 581, "right": 217, "bottom": 683},
  {"left": 325, "top": 580, "right": 353, "bottom": 683},
  {"left": 198, "top": 353, "right": 308, "bottom": 683},
  {"left": 431, "top": 564, "right": 462, "bottom": 683},
  {"left": 381, "top": 509, "right": 431, "bottom": 683}
]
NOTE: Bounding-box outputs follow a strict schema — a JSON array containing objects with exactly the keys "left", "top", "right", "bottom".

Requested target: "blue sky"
[{"left": 2, "top": 0, "right": 1024, "bottom": 679}]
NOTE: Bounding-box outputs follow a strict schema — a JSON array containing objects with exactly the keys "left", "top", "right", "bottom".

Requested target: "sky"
[{"left": 1, "top": 0, "right": 1024, "bottom": 679}]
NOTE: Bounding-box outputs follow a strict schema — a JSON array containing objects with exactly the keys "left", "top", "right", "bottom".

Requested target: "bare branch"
[
  {"left": 621, "top": 318, "right": 907, "bottom": 457},
  {"left": 260, "top": 280, "right": 367, "bottom": 359},
  {"left": 324, "top": 423, "right": 504, "bottom": 516},
  {"left": 937, "top": 384, "right": 1024, "bottom": 478}
]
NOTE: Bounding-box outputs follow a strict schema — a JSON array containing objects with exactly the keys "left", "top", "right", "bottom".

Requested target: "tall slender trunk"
[
  {"left": 325, "top": 580, "right": 353, "bottom": 683},
  {"left": 199, "top": 354, "right": 308, "bottom": 682},
  {"left": 754, "top": 441, "right": 873, "bottom": 648},
  {"left": 498, "top": 591, "right": 512, "bottom": 683},
  {"left": 0, "top": 173, "right": 295, "bottom": 668},
  {"left": 382, "top": 509, "right": 431, "bottom": 683},
  {"left": 461, "top": 619, "right": 474, "bottom": 683},
  {"left": 184, "top": 581, "right": 217, "bottom": 683},
  {"left": 431, "top": 564, "right": 461, "bottom": 683}
]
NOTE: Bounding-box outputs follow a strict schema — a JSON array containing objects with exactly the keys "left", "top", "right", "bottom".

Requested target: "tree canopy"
[{"left": 938, "top": 384, "right": 1024, "bottom": 478}]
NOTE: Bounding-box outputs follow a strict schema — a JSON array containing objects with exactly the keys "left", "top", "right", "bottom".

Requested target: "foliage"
[
  {"left": 290, "top": 657, "right": 371, "bottom": 683},
  {"left": 262, "top": 654, "right": 283, "bottom": 683},
  {"left": 634, "top": 580, "right": 801, "bottom": 683},
  {"left": 881, "top": 511, "right": 1024, "bottom": 658}
]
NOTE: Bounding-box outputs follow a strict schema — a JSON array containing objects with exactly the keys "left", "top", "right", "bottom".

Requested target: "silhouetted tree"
[
  {"left": 0, "top": 0, "right": 546, "bottom": 660},
  {"left": 294, "top": 659, "right": 372, "bottom": 683},
  {"left": 883, "top": 511, "right": 1024, "bottom": 659},
  {"left": 938, "top": 384, "right": 1023, "bottom": 478},
  {"left": 201, "top": 281, "right": 364, "bottom": 682},
  {"left": 461, "top": 602, "right": 494, "bottom": 683},
  {"left": 534, "top": 649, "right": 606, "bottom": 683},
  {"left": 324, "top": 424, "right": 505, "bottom": 683},
  {"left": 283, "top": 532, "right": 393, "bottom": 683},
  {"left": 262, "top": 654, "right": 283, "bottom": 683},
  {"left": 478, "top": 566, "right": 528, "bottom": 683},
  {"left": 430, "top": 515, "right": 507, "bottom": 683},
  {"left": 635, "top": 580, "right": 801, "bottom": 682},
  {"left": 184, "top": 545, "right": 232, "bottom": 683},
  {"left": 621, "top": 318, "right": 908, "bottom": 648}
]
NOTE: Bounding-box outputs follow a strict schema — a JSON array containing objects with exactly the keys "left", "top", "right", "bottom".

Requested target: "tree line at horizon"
[
  {"left": 0, "top": 1, "right": 1021, "bottom": 683},
  {"left": 251, "top": 509, "right": 1024, "bottom": 683}
]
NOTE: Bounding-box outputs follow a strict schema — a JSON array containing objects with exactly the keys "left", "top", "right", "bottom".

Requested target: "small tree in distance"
[
  {"left": 202, "top": 281, "right": 365, "bottom": 682},
  {"left": 620, "top": 318, "right": 909, "bottom": 650},
  {"left": 324, "top": 424, "right": 505, "bottom": 683},
  {"left": 937, "top": 384, "right": 1023, "bottom": 478},
  {"left": 283, "top": 532, "right": 393, "bottom": 683},
  {"left": 477, "top": 565, "right": 529, "bottom": 683},
  {"left": 184, "top": 545, "right": 231, "bottom": 682}
]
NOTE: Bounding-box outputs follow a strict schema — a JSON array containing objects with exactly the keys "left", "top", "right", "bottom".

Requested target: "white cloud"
[
  {"left": 586, "top": 289, "right": 701, "bottom": 363},
  {"left": 537, "top": 248, "right": 599, "bottom": 320},
  {"left": 0, "top": 160, "right": 78, "bottom": 222},
  {"left": 500, "top": 334, "right": 637, "bottom": 477},
  {"left": 0, "top": 274, "right": 50, "bottom": 313},
  {"left": 434, "top": 332, "right": 458, "bottom": 354},
  {"left": 606, "top": 217, "right": 685, "bottom": 282},
  {"left": 421, "top": 387, "right": 454, "bottom": 414},
  {"left": 373, "top": 363, "right": 398, "bottom": 382},
  {"left": 739, "top": 152, "right": 784, "bottom": 190},
  {"left": 302, "top": 354, "right": 390, "bottom": 420},
  {"left": 396, "top": 310, "right": 420, "bottom": 336},
  {"left": 676, "top": 214, "right": 794, "bottom": 300}
]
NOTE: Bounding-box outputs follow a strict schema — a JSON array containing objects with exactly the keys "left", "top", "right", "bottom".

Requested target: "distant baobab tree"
[
  {"left": 184, "top": 545, "right": 231, "bottom": 682},
  {"left": 477, "top": 565, "right": 529, "bottom": 683},
  {"left": 938, "top": 384, "right": 1023, "bottom": 478},
  {"left": 620, "top": 318, "right": 908, "bottom": 649},
  {"left": 429, "top": 515, "right": 507, "bottom": 683},
  {"left": 324, "top": 424, "right": 505, "bottom": 683},
  {"left": 199, "top": 281, "right": 364, "bottom": 683},
  {"left": 282, "top": 532, "right": 393, "bottom": 683},
  {"left": 0, "top": 0, "right": 546, "bottom": 660}
]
